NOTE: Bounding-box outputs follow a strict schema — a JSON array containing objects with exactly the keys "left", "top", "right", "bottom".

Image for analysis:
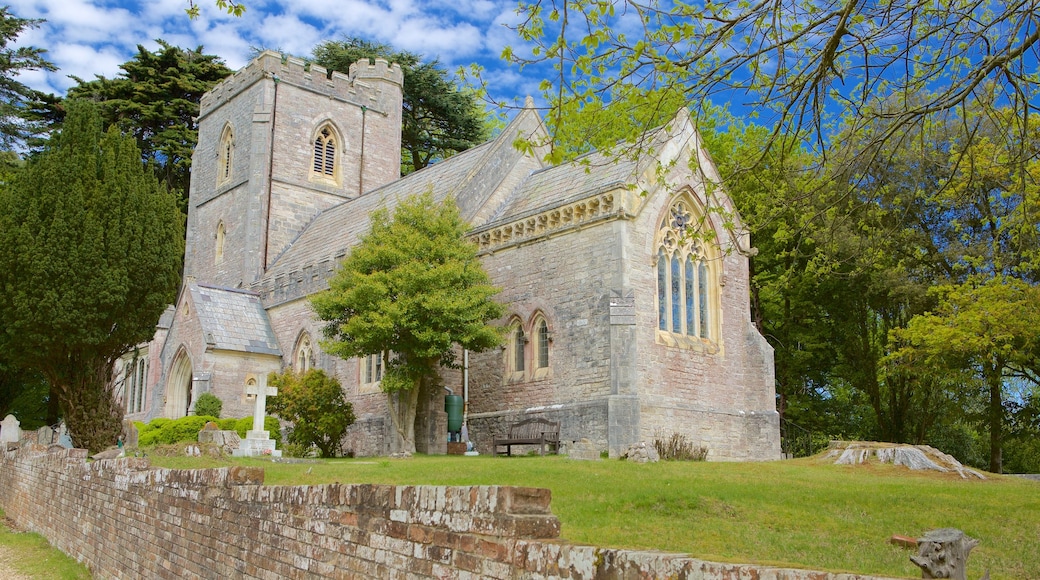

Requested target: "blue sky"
[{"left": 8, "top": 0, "right": 538, "bottom": 102}]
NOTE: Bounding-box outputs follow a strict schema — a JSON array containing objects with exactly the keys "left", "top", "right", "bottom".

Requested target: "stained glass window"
[
  {"left": 699, "top": 260, "right": 710, "bottom": 337},
  {"left": 657, "top": 250, "right": 667, "bottom": 330},
  {"left": 656, "top": 197, "right": 716, "bottom": 343}
]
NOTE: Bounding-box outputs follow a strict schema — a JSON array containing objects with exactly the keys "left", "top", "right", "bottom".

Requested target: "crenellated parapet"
[{"left": 199, "top": 51, "right": 403, "bottom": 119}]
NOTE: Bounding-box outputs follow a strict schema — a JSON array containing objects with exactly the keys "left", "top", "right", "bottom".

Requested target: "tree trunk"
[
  {"left": 987, "top": 364, "right": 1003, "bottom": 474},
  {"left": 50, "top": 356, "right": 123, "bottom": 453},
  {"left": 387, "top": 384, "right": 421, "bottom": 454}
]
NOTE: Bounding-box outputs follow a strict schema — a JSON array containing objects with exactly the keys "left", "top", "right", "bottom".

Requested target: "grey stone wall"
[{"left": 0, "top": 444, "right": 897, "bottom": 580}]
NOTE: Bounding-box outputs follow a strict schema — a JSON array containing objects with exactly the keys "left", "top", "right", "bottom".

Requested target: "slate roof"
[
  {"left": 189, "top": 283, "right": 281, "bottom": 355},
  {"left": 260, "top": 139, "right": 496, "bottom": 286},
  {"left": 258, "top": 107, "right": 661, "bottom": 293},
  {"left": 482, "top": 149, "right": 637, "bottom": 226}
]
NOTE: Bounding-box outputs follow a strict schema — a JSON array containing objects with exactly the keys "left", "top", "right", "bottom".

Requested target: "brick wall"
[{"left": 0, "top": 444, "right": 896, "bottom": 580}]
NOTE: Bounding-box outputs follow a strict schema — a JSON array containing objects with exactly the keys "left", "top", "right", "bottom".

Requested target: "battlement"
[{"left": 199, "top": 51, "right": 403, "bottom": 118}]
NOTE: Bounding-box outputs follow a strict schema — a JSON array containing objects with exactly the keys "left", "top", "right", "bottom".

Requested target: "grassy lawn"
[
  {"left": 147, "top": 453, "right": 1040, "bottom": 580},
  {"left": 0, "top": 509, "right": 91, "bottom": 579}
]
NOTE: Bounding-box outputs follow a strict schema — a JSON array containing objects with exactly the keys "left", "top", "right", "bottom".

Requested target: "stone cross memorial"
[{"left": 232, "top": 374, "right": 281, "bottom": 457}]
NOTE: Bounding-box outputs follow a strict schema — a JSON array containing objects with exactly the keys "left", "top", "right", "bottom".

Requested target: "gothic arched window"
[
  {"left": 294, "top": 333, "right": 313, "bottom": 372},
  {"left": 215, "top": 221, "right": 226, "bottom": 265},
  {"left": 535, "top": 317, "right": 550, "bottom": 369},
  {"left": 655, "top": 197, "right": 717, "bottom": 343},
  {"left": 218, "top": 124, "right": 234, "bottom": 185},
  {"left": 312, "top": 124, "right": 337, "bottom": 179}
]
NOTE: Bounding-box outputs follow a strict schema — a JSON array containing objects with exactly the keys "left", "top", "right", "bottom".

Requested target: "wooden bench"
[{"left": 494, "top": 418, "right": 560, "bottom": 456}]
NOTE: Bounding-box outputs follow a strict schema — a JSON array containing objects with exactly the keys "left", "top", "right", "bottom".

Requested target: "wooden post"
[{"left": 910, "top": 528, "right": 979, "bottom": 580}]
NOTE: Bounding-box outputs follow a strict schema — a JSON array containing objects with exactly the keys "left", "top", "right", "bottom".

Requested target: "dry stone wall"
[{"left": 0, "top": 444, "right": 896, "bottom": 580}]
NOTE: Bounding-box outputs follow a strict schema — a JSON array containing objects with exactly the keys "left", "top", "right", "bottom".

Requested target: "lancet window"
[{"left": 313, "top": 125, "right": 337, "bottom": 178}]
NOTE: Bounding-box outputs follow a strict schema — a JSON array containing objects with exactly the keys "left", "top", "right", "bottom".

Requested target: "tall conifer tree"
[{"left": 0, "top": 100, "right": 184, "bottom": 452}]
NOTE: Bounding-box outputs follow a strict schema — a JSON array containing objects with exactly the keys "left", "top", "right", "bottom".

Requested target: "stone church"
[{"left": 116, "top": 51, "right": 780, "bottom": 460}]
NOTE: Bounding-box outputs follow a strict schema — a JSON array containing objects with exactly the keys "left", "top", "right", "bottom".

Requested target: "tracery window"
[
  {"left": 312, "top": 124, "right": 337, "bottom": 179},
  {"left": 218, "top": 124, "right": 234, "bottom": 185},
  {"left": 294, "top": 333, "right": 313, "bottom": 372},
  {"left": 655, "top": 198, "right": 716, "bottom": 342}
]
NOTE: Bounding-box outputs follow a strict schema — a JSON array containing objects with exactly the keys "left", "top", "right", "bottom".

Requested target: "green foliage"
[
  {"left": 267, "top": 368, "right": 354, "bottom": 457},
  {"left": 193, "top": 392, "right": 223, "bottom": 418},
  {"left": 501, "top": 0, "right": 1039, "bottom": 178},
  {"left": 138, "top": 415, "right": 218, "bottom": 446},
  {"left": 311, "top": 38, "right": 490, "bottom": 174},
  {"left": 0, "top": 100, "right": 185, "bottom": 453},
  {"left": 0, "top": 7, "right": 56, "bottom": 150},
  {"left": 233, "top": 416, "right": 281, "bottom": 445},
  {"left": 136, "top": 414, "right": 280, "bottom": 447},
  {"left": 217, "top": 417, "right": 238, "bottom": 430},
  {"left": 312, "top": 192, "right": 503, "bottom": 452},
  {"left": 66, "top": 41, "right": 233, "bottom": 204}
]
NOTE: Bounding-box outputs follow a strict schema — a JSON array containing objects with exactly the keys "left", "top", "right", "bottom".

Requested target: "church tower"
[{"left": 183, "top": 52, "right": 403, "bottom": 288}]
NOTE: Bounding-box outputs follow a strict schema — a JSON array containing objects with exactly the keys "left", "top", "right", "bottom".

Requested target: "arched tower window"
[
  {"left": 218, "top": 124, "right": 234, "bottom": 185},
  {"left": 294, "top": 333, "right": 313, "bottom": 372},
  {"left": 655, "top": 196, "right": 718, "bottom": 344},
  {"left": 215, "top": 221, "right": 226, "bottom": 265},
  {"left": 312, "top": 124, "right": 338, "bottom": 179}
]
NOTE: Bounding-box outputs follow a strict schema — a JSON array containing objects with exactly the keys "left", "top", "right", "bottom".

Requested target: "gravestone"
[
  {"left": 36, "top": 425, "right": 54, "bottom": 445},
  {"left": 0, "top": 414, "right": 21, "bottom": 444},
  {"left": 122, "top": 420, "right": 139, "bottom": 448},
  {"left": 232, "top": 374, "right": 281, "bottom": 457}
]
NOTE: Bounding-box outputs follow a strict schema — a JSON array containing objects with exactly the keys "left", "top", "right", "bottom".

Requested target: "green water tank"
[{"left": 445, "top": 394, "right": 464, "bottom": 433}]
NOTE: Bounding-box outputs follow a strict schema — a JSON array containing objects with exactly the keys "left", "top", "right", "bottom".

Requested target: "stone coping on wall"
[{"left": 0, "top": 444, "right": 901, "bottom": 579}]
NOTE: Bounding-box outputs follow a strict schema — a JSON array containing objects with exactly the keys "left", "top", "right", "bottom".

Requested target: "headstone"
[
  {"left": 910, "top": 528, "right": 979, "bottom": 580},
  {"left": 233, "top": 374, "right": 281, "bottom": 457},
  {"left": 122, "top": 420, "right": 139, "bottom": 448},
  {"left": 0, "top": 414, "right": 21, "bottom": 444},
  {"left": 36, "top": 425, "right": 54, "bottom": 446}
]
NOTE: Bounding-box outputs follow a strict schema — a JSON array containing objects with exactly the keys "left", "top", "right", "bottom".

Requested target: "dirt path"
[{"left": 0, "top": 543, "right": 32, "bottom": 580}]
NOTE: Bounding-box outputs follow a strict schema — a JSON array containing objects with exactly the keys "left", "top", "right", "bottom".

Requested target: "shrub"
[
  {"left": 139, "top": 415, "right": 218, "bottom": 446},
  {"left": 193, "top": 393, "right": 223, "bottom": 418},
  {"left": 218, "top": 417, "right": 238, "bottom": 431},
  {"left": 268, "top": 368, "right": 355, "bottom": 457},
  {"left": 654, "top": 433, "right": 708, "bottom": 461}
]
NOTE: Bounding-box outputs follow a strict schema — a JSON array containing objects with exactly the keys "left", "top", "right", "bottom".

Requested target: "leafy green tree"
[
  {"left": 886, "top": 278, "right": 1040, "bottom": 473},
  {"left": 0, "top": 100, "right": 184, "bottom": 452},
  {"left": 0, "top": 7, "right": 56, "bottom": 150},
  {"left": 312, "top": 38, "right": 490, "bottom": 174},
  {"left": 503, "top": 0, "right": 1038, "bottom": 172},
  {"left": 67, "top": 41, "right": 233, "bottom": 204},
  {"left": 312, "top": 192, "right": 503, "bottom": 453},
  {"left": 267, "top": 368, "right": 355, "bottom": 457}
]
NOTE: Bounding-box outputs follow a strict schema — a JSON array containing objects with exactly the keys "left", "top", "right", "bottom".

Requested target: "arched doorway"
[{"left": 166, "top": 349, "right": 194, "bottom": 418}]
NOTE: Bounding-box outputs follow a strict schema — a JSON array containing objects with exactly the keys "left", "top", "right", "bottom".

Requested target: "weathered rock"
[
  {"left": 828, "top": 441, "right": 985, "bottom": 479},
  {"left": 621, "top": 442, "right": 660, "bottom": 463}
]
